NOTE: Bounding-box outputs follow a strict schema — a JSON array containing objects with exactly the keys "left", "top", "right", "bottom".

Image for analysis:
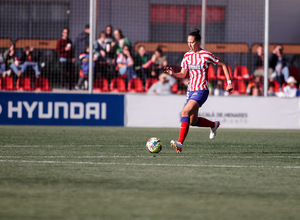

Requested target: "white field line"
[
  {"left": 0, "top": 159, "right": 300, "bottom": 169},
  {"left": 0, "top": 155, "right": 299, "bottom": 159}
]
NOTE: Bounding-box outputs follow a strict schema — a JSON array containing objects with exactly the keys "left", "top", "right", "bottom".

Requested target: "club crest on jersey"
[{"left": 188, "top": 64, "right": 201, "bottom": 70}]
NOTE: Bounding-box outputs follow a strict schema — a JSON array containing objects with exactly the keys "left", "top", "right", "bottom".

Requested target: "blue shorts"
[{"left": 186, "top": 90, "right": 209, "bottom": 107}]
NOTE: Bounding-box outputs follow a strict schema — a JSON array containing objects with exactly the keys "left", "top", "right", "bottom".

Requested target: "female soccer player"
[{"left": 164, "top": 28, "right": 233, "bottom": 153}]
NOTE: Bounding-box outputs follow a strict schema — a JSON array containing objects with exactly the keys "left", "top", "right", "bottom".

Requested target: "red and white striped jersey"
[{"left": 181, "top": 49, "right": 219, "bottom": 91}]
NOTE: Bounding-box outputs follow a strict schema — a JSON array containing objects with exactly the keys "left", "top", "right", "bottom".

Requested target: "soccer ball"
[{"left": 146, "top": 137, "right": 162, "bottom": 153}]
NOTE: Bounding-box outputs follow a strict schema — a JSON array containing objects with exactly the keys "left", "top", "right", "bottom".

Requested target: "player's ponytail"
[{"left": 189, "top": 28, "right": 201, "bottom": 42}]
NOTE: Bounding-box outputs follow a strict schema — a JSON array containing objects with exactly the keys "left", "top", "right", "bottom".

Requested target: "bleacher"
[{"left": 1, "top": 38, "right": 300, "bottom": 94}]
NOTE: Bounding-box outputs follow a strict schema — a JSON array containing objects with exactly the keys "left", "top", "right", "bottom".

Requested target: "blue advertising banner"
[{"left": 0, "top": 92, "right": 124, "bottom": 126}]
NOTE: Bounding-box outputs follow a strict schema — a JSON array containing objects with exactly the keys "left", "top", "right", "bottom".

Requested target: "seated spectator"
[
  {"left": 3, "top": 44, "right": 20, "bottom": 77},
  {"left": 147, "top": 72, "right": 176, "bottom": 95},
  {"left": 116, "top": 45, "right": 137, "bottom": 81},
  {"left": 112, "top": 29, "right": 132, "bottom": 55},
  {"left": 134, "top": 45, "right": 153, "bottom": 83},
  {"left": 267, "top": 81, "right": 277, "bottom": 96},
  {"left": 282, "top": 76, "right": 298, "bottom": 98},
  {"left": 0, "top": 53, "right": 10, "bottom": 77},
  {"left": 246, "top": 76, "right": 263, "bottom": 96},
  {"left": 269, "top": 44, "right": 289, "bottom": 88},
  {"left": 213, "top": 80, "right": 228, "bottom": 96},
  {"left": 150, "top": 47, "right": 168, "bottom": 78},
  {"left": 19, "top": 46, "right": 41, "bottom": 78},
  {"left": 75, "top": 45, "right": 96, "bottom": 90}
]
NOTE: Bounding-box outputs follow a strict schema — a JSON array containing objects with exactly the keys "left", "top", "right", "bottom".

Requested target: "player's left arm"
[{"left": 217, "top": 61, "right": 233, "bottom": 92}]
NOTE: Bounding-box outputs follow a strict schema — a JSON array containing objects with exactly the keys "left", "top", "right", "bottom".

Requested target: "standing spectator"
[
  {"left": 147, "top": 72, "right": 176, "bottom": 95},
  {"left": 74, "top": 24, "right": 90, "bottom": 86},
  {"left": 94, "top": 31, "right": 108, "bottom": 62},
  {"left": 269, "top": 44, "right": 289, "bottom": 88},
  {"left": 75, "top": 45, "right": 96, "bottom": 90},
  {"left": 116, "top": 45, "right": 137, "bottom": 81},
  {"left": 112, "top": 29, "right": 131, "bottom": 55},
  {"left": 283, "top": 76, "right": 298, "bottom": 98},
  {"left": 253, "top": 44, "right": 264, "bottom": 77},
  {"left": 105, "top": 25, "right": 114, "bottom": 44},
  {"left": 151, "top": 47, "right": 168, "bottom": 78},
  {"left": 56, "top": 27, "right": 74, "bottom": 89},
  {"left": 134, "top": 45, "right": 152, "bottom": 83}
]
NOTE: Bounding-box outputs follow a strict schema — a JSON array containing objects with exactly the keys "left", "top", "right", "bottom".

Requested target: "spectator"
[
  {"left": 269, "top": 44, "right": 289, "bottom": 88},
  {"left": 3, "top": 44, "right": 20, "bottom": 77},
  {"left": 213, "top": 80, "right": 228, "bottom": 96},
  {"left": 94, "top": 31, "right": 112, "bottom": 63},
  {"left": 246, "top": 76, "right": 263, "bottom": 96},
  {"left": 134, "top": 45, "right": 152, "bottom": 83},
  {"left": 0, "top": 51, "right": 10, "bottom": 77},
  {"left": 74, "top": 24, "right": 90, "bottom": 86},
  {"left": 267, "top": 81, "right": 277, "bottom": 96},
  {"left": 75, "top": 45, "right": 96, "bottom": 90},
  {"left": 116, "top": 45, "right": 137, "bottom": 81},
  {"left": 18, "top": 46, "right": 41, "bottom": 78},
  {"left": 253, "top": 44, "right": 264, "bottom": 77},
  {"left": 151, "top": 47, "right": 168, "bottom": 78},
  {"left": 282, "top": 76, "right": 298, "bottom": 98},
  {"left": 56, "top": 27, "right": 74, "bottom": 89},
  {"left": 104, "top": 25, "right": 116, "bottom": 62},
  {"left": 94, "top": 31, "right": 111, "bottom": 78},
  {"left": 147, "top": 72, "right": 176, "bottom": 95},
  {"left": 112, "top": 28, "right": 132, "bottom": 55},
  {"left": 105, "top": 25, "right": 114, "bottom": 44}
]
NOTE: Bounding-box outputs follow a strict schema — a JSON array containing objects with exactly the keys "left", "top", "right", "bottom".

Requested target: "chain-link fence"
[{"left": 0, "top": 0, "right": 299, "bottom": 95}]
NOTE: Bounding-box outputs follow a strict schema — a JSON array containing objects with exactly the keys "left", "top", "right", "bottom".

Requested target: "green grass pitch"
[{"left": 0, "top": 126, "right": 300, "bottom": 220}]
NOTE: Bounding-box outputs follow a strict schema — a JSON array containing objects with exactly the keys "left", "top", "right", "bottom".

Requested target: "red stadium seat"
[
  {"left": 207, "top": 65, "right": 216, "bottom": 81},
  {"left": 127, "top": 78, "right": 144, "bottom": 92},
  {"left": 230, "top": 80, "right": 246, "bottom": 94},
  {"left": 269, "top": 80, "right": 280, "bottom": 92},
  {"left": 34, "top": 77, "right": 52, "bottom": 91},
  {"left": 3, "top": 76, "right": 15, "bottom": 91},
  {"left": 93, "top": 78, "right": 109, "bottom": 92},
  {"left": 217, "top": 66, "right": 233, "bottom": 80},
  {"left": 16, "top": 77, "right": 34, "bottom": 91},
  {"left": 233, "top": 65, "right": 252, "bottom": 80},
  {"left": 145, "top": 78, "right": 158, "bottom": 91},
  {"left": 0, "top": 77, "right": 2, "bottom": 90},
  {"left": 171, "top": 82, "right": 178, "bottom": 93},
  {"left": 110, "top": 77, "right": 127, "bottom": 92}
]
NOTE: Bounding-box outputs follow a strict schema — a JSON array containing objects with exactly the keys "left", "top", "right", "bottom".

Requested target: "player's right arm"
[{"left": 164, "top": 67, "right": 188, "bottom": 79}]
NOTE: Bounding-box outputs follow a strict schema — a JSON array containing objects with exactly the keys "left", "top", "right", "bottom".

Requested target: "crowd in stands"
[{"left": 1, "top": 25, "right": 300, "bottom": 97}]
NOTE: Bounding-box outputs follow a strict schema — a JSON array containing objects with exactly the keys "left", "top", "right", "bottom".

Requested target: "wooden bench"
[
  {"left": 0, "top": 38, "right": 13, "bottom": 51},
  {"left": 251, "top": 43, "right": 300, "bottom": 54},
  {"left": 134, "top": 42, "right": 250, "bottom": 53},
  {"left": 15, "top": 39, "right": 57, "bottom": 50}
]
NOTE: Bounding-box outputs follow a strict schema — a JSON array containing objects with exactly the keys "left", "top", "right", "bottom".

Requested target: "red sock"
[
  {"left": 178, "top": 117, "right": 190, "bottom": 144},
  {"left": 197, "top": 117, "right": 215, "bottom": 128}
]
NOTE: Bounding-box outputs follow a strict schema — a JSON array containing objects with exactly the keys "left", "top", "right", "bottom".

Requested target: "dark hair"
[
  {"left": 85, "top": 24, "right": 90, "bottom": 29},
  {"left": 189, "top": 28, "right": 201, "bottom": 42},
  {"left": 115, "top": 29, "right": 125, "bottom": 39},
  {"left": 156, "top": 47, "right": 163, "bottom": 56}
]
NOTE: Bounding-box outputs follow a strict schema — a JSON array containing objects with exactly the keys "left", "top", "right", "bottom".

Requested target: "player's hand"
[
  {"left": 226, "top": 83, "right": 233, "bottom": 92},
  {"left": 164, "top": 67, "right": 174, "bottom": 76}
]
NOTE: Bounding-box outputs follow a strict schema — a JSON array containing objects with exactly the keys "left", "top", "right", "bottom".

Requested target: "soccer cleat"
[
  {"left": 209, "top": 121, "right": 220, "bottom": 139},
  {"left": 170, "top": 140, "right": 183, "bottom": 153}
]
